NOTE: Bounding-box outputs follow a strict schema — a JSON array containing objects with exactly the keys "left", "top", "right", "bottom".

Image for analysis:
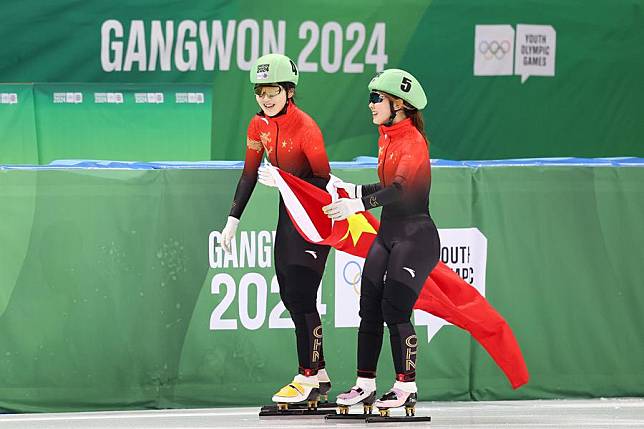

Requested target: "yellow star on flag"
[{"left": 340, "top": 213, "right": 377, "bottom": 246}]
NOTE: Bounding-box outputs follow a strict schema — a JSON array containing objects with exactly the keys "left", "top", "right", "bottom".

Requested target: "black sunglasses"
[{"left": 369, "top": 91, "right": 385, "bottom": 104}]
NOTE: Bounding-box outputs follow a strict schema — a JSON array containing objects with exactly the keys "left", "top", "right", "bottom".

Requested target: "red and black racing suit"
[
  {"left": 229, "top": 101, "right": 331, "bottom": 376},
  {"left": 356, "top": 118, "right": 441, "bottom": 382}
]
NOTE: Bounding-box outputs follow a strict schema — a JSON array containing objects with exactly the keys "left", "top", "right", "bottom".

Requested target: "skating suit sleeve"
[
  {"left": 300, "top": 121, "right": 331, "bottom": 189},
  {"left": 361, "top": 183, "right": 383, "bottom": 197},
  {"left": 229, "top": 118, "right": 265, "bottom": 219}
]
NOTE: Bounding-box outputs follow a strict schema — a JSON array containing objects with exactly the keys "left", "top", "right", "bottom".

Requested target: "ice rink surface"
[{"left": 1, "top": 398, "right": 644, "bottom": 429}]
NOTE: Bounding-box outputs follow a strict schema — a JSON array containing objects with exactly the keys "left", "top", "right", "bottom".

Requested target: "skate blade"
[
  {"left": 259, "top": 408, "right": 337, "bottom": 418},
  {"left": 260, "top": 402, "right": 337, "bottom": 413},
  {"left": 326, "top": 413, "right": 372, "bottom": 421},
  {"left": 366, "top": 415, "right": 431, "bottom": 423}
]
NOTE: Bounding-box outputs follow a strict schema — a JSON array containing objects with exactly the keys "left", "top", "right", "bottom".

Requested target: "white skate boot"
[
  {"left": 336, "top": 377, "right": 377, "bottom": 415},
  {"left": 374, "top": 380, "right": 418, "bottom": 417}
]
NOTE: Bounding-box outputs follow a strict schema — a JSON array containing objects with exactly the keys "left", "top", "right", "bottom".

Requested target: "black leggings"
[
  {"left": 357, "top": 215, "right": 440, "bottom": 382},
  {"left": 274, "top": 199, "right": 330, "bottom": 376}
]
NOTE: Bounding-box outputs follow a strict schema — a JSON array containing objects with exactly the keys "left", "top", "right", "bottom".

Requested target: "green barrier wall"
[
  {"left": 0, "top": 86, "right": 38, "bottom": 165},
  {"left": 0, "top": 84, "right": 212, "bottom": 165},
  {"left": 0, "top": 165, "right": 642, "bottom": 412},
  {"left": 1, "top": 0, "right": 643, "bottom": 162}
]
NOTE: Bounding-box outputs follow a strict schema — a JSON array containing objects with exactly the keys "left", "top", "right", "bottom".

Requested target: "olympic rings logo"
[
  {"left": 478, "top": 40, "right": 511, "bottom": 60},
  {"left": 342, "top": 260, "right": 362, "bottom": 296}
]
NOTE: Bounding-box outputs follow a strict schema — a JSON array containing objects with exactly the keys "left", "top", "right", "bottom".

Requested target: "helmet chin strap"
[{"left": 384, "top": 100, "right": 401, "bottom": 126}]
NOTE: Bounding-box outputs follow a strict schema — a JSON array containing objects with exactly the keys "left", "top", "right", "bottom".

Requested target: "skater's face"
[
  {"left": 368, "top": 91, "right": 403, "bottom": 125},
  {"left": 255, "top": 84, "right": 292, "bottom": 117}
]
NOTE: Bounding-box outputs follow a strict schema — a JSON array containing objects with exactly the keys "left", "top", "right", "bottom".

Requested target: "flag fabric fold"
[{"left": 269, "top": 166, "right": 529, "bottom": 389}]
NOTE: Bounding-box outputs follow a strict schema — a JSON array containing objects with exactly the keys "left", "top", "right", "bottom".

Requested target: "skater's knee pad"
[
  {"left": 381, "top": 279, "right": 418, "bottom": 326},
  {"left": 358, "top": 281, "right": 384, "bottom": 337},
  {"left": 359, "top": 277, "right": 384, "bottom": 321},
  {"left": 358, "top": 317, "right": 384, "bottom": 337},
  {"left": 279, "top": 265, "right": 321, "bottom": 314}
]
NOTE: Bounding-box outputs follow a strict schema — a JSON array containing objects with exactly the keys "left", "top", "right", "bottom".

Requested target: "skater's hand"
[
  {"left": 257, "top": 165, "right": 277, "bottom": 188},
  {"left": 334, "top": 180, "right": 361, "bottom": 199},
  {"left": 322, "top": 198, "right": 365, "bottom": 220},
  {"left": 221, "top": 216, "right": 240, "bottom": 254}
]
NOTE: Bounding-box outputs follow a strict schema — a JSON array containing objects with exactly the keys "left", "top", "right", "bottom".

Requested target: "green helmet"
[
  {"left": 368, "top": 69, "right": 427, "bottom": 110},
  {"left": 250, "top": 53, "right": 299, "bottom": 86}
]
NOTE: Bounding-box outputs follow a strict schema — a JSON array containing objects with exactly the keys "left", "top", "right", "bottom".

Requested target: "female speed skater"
[
  {"left": 323, "top": 69, "right": 441, "bottom": 416},
  {"left": 220, "top": 53, "right": 333, "bottom": 409}
]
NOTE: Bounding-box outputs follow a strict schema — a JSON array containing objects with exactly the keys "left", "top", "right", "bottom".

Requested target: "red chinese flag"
[{"left": 271, "top": 167, "right": 529, "bottom": 389}]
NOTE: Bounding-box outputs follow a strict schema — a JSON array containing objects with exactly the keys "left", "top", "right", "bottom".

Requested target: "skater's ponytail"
[{"left": 406, "top": 108, "right": 428, "bottom": 145}]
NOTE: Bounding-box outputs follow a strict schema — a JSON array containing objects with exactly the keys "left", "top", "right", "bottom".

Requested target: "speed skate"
[
  {"left": 327, "top": 389, "right": 431, "bottom": 423},
  {"left": 259, "top": 378, "right": 336, "bottom": 417}
]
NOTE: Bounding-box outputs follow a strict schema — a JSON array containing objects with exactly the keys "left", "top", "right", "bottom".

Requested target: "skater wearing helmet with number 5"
[
  {"left": 323, "top": 69, "right": 440, "bottom": 419},
  {"left": 220, "top": 53, "right": 333, "bottom": 413}
]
